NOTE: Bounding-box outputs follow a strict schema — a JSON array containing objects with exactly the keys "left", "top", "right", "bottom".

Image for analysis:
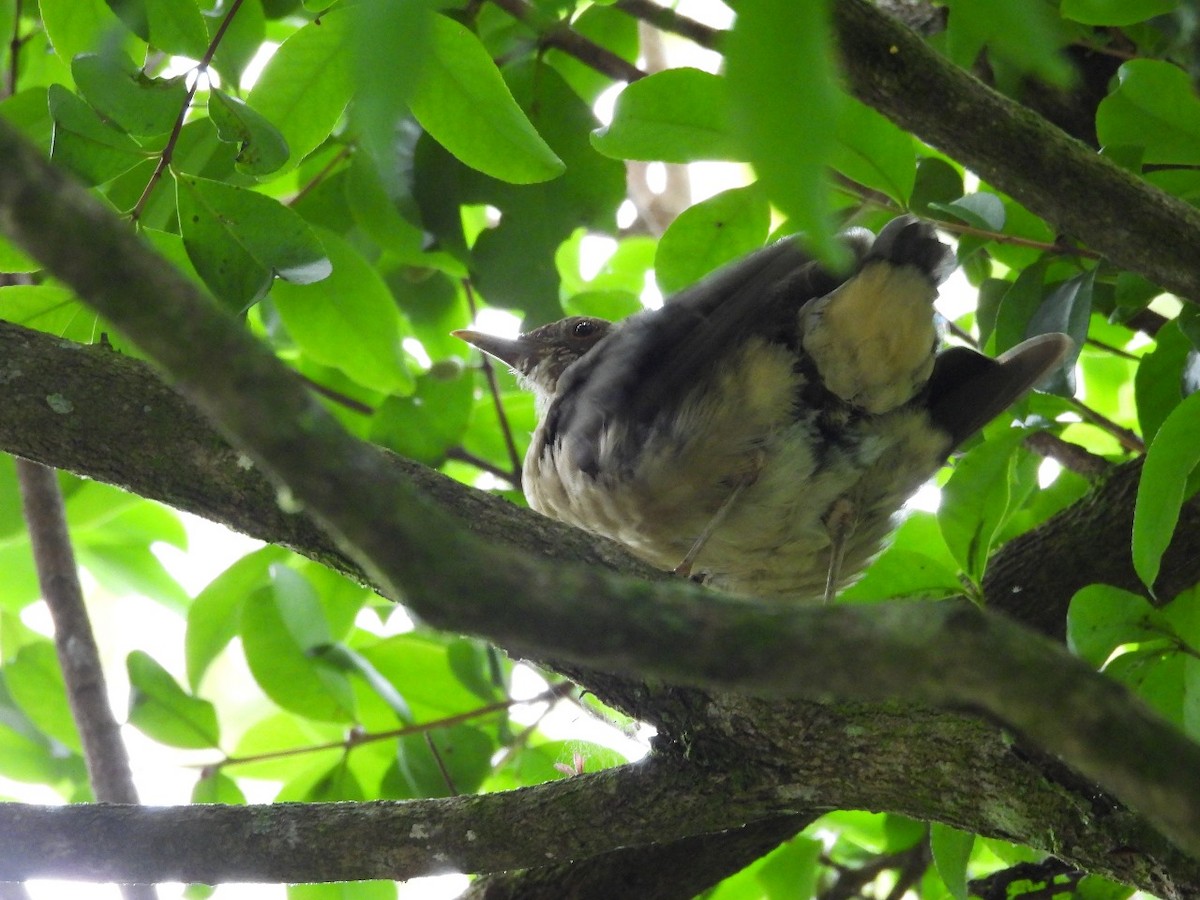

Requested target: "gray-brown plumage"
[{"left": 455, "top": 217, "right": 1071, "bottom": 602}]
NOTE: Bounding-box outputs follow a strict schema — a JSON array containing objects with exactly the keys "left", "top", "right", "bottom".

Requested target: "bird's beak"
[{"left": 452, "top": 329, "right": 529, "bottom": 368}]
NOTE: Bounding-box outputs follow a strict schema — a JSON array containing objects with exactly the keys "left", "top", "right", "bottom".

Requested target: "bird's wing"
[
  {"left": 924, "top": 333, "right": 1075, "bottom": 451},
  {"left": 544, "top": 235, "right": 855, "bottom": 477}
]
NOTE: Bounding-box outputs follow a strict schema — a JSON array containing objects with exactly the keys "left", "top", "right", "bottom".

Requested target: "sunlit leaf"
[
  {"left": 1062, "top": 0, "right": 1178, "bottom": 25},
  {"left": 1133, "top": 391, "right": 1200, "bottom": 592},
  {"left": 208, "top": 90, "right": 290, "bottom": 175},
  {"left": 127, "top": 651, "right": 220, "bottom": 748},
  {"left": 655, "top": 186, "right": 770, "bottom": 294},
  {"left": 72, "top": 51, "right": 187, "bottom": 137},
  {"left": 938, "top": 429, "right": 1027, "bottom": 584},
  {"left": 271, "top": 228, "right": 412, "bottom": 394},
  {"left": 725, "top": 0, "right": 843, "bottom": 262},
  {"left": 176, "top": 173, "right": 332, "bottom": 311},
  {"left": 1098, "top": 60, "right": 1200, "bottom": 165},
  {"left": 592, "top": 67, "right": 736, "bottom": 163},
  {"left": 930, "top": 823, "right": 975, "bottom": 900},
  {"left": 246, "top": 7, "right": 354, "bottom": 172},
  {"left": 406, "top": 14, "right": 564, "bottom": 184}
]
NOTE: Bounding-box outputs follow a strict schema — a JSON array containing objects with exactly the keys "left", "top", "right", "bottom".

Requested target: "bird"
[{"left": 454, "top": 216, "right": 1072, "bottom": 603}]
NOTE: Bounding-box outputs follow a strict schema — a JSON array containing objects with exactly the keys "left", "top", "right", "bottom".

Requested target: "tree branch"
[
  {"left": 15, "top": 459, "right": 142, "bottom": 807},
  {"left": 3, "top": 120, "right": 1200, "bottom": 866},
  {"left": 832, "top": 0, "right": 1200, "bottom": 303}
]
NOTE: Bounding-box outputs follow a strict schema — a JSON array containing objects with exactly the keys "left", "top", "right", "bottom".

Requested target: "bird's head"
[{"left": 453, "top": 316, "right": 614, "bottom": 410}]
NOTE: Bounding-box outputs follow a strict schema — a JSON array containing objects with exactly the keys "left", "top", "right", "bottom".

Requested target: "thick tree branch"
[
  {"left": 2, "top": 121, "right": 1200, "bottom": 867},
  {"left": 831, "top": 0, "right": 1200, "bottom": 303},
  {"left": 0, "top": 759, "right": 806, "bottom": 883}
]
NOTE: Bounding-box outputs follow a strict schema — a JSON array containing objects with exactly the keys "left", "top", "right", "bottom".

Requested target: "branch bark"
[
  {"left": 830, "top": 0, "right": 1200, "bottom": 303},
  {"left": 3, "top": 116, "right": 1200, "bottom": 876}
]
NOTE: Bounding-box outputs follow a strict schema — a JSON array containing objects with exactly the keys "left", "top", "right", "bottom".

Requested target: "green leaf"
[
  {"left": 4, "top": 642, "right": 82, "bottom": 753},
  {"left": 176, "top": 173, "right": 332, "bottom": 311},
  {"left": 143, "top": 0, "right": 209, "bottom": 58},
  {"left": 289, "top": 881, "right": 395, "bottom": 900},
  {"left": 725, "top": 0, "right": 843, "bottom": 262},
  {"left": 562, "top": 289, "right": 641, "bottom": 320},
  {"left": 756, "top": 836, "right": 822, "bottom": 898},
  {"left": 272, "top": 228, "right": 412, "bottom": 394},
  {"left": 1062, "top": 0, "right": 1178, "bottom": 24},
  {"left": 910, "top": 157, "right": 964, "bottom": 217},
  {"left": 927, "top": 192, "right": 1006, "bottom": 232},
  {"left": 655, "top": 186, "right": 770, "bottom": 295},
  {"left": 357, "top": 633, "right": 489, "bottom": 720},
  {"left": 370, "top": 367, "right": 474, "bottom": 464},
  {"left": 831, "top": 97, "right": 916, "bottom": 204},
  {"left": 1025, "top": 270, "right": 1093, "bottom": 395},
  {"left": 229, "top": 712, "right": 343, "bottom": 781},
  {"left": 0, "top": 235, "right": 39, "bottom": 273},
  {"left": 280, "top": 754, "right": 365, "bottom": 803},
  {"left": 206, "top": 0, "right": 266, "bottom": 86},
  {"left": 1097, "top": 60, "right": 1200, "bottom": 165},
  {"left": 208, "top": 90, "right": 290, "bottom": 175},
  {"left": 186, "top": 546, "right": 286, "bottom": 690},
  {"left": 1136, "top": 320, "right": 1190, "bottom": 444},
  {"left": 192, "top": 770, "right": 247, "bottom": 804},
  {"left": 246, "top": 7, "right": 354, "bottom": 172},
  {"left": 0, "top": 718, "right": 77, "bottom": 786},
  {"left": 930, "top": 823, "right": 975, "bottom": 900},
  {"left": 938, "top": 429, "right": 1027, "bottom": 584},
  {"left": 240, "top": 573, "right": 356, "bottom": 722},
  {"left": 76, "top": 542, "right": 190, "bottom": 612},
  {"left": 0, "top": 283, "right": 102, "bottom": 342},
  {"left": 397, "top": 724, "right": 495, "bottom": 797},
  {"left": 942, "top": 0, "right": 1072, "bottom": 87},
  {"left": 1133, "top": 391, "right": 1200, "bottom": 592},
  {"left": 126, "top": 651, "right": 220, "bottom": 749},
  {"left": 591, "top": 67, "right": 736, "bottom": 163},
  {"left": 313, "top": 644, "right": 413, "bottom": 722},
  {"left": 344, "top": 151, "right": 427, "bottom": 260},
  {"left": 405, "top": 14, "right": 564, "bottom": 184},
  {"left": 1067, "top": 584, "right": 1165, "bottom": 667},
  {"left": 991, "top": 259, "right": 1048, "bottom": 354},
  {"left": 48, "top": 85, "right": 147, "bottom": 185},
  {"left": 39, "top": 0, "right": 127, "bottom": 64},
  {"left": 416, "top": 60, "right": 624, "bottom": 320},
  {"left": 842, "top": 513, "right": 963, "bottom": 602},
  {"left": 72, "top": 52, "right": 187, "bottom": 137}
]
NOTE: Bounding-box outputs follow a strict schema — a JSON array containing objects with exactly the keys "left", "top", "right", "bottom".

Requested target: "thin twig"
[
  {"left": 1024, "top": 431, "right": 1110, "bottom": 478},
  {"left": 613, "top": 0, "right": 722, "bottom": 50},
  {"left": 488, "top": 0, "right": 646, "bottom": 82},
  {"left": 289, "top": 144, "right": 354, "bottom": 208},
  {"left": 131, "top": 0, "right": 247, "bottom": 221},
  {"left": 215, "top": 682, "right": 573, "bottom": 771},
  {"left": 424, "top": 733, "right": 460, "bottom": 795},
  {"left": 446, "top": 446, "right": 520, "bottom": 484},
  {"left": 297, "top": 372, "right": 375, "bottom": 416},
  {"left": 461, "top": 278, "right": 524, "bottom": 486},
  {"left": 933, "top": 217, "right": 1103, "bottom": 259},
  {"left": 15, "top": 460, "right": 139, "bottom": 802},
  {"left": 6, "top": 0, "right": 21, "bottom": 98},
  {"left": 1065, "top": 396, "right": 1145, "bottom": 453},
  {"left": 15, "top": 460, "right": 158, "bottom": 900},
  {"left": 1085, "top": 336, "right": 1140, "bottom": 361}
]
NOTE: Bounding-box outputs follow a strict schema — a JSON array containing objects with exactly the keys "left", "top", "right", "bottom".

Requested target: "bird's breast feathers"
[{"left": 524, "top": 334, "right": 951, "bottom": 599}]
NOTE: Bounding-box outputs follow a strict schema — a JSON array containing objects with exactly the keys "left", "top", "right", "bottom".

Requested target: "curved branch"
[
  {"left": 2, "top": 120, "right": 1200, "bottom": 864},
  {"left": 832, "top": 0, "right": 1200, "bottom": 303}
]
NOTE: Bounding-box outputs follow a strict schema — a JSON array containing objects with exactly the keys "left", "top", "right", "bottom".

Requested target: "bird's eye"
[{"left": 573, "top": 320, "right": 598, "bottom": 338}]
